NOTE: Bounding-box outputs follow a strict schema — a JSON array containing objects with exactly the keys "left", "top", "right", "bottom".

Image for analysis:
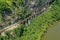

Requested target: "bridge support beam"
[
  {"left": 32, "top": 16, "right": 35, "bottom": 19},
  {"left": 28, "top": 19, "right": 31, "bottom": 25},
  {"left": 25, "top": 20, "right": 28, "bottom": 26}
]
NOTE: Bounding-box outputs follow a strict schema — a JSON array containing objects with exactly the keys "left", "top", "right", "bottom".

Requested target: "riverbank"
[
  {"left": 41, "top": 20, "right": 60, "bottom": 40},
  {"left": 40, "top": 3, "right": 60, "bottom": 40}
]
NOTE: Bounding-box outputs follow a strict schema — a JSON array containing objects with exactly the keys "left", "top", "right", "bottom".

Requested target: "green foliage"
[
  {"left": 54, "top": 0, "right": 60, "bottom": 6},
  {"left": 13, "top": 24, "right": 25, "bottom": 37},
  {"left": 0, "top": 0, "right": 31, "bottom": 26},
  {"left": 0, "top": 0, "right": 60, "bottom": 40},
  {"left": 0, "top": 0, "right": 6, "bottom": 11}
]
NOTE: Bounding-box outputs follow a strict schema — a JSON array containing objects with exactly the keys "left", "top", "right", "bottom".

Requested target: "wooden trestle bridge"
[{"left": 0, "top": 0, "right": 54, "bottom": 34}]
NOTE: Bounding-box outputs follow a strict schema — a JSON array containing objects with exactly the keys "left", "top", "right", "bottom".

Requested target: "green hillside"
[{"left": 0, "top": 0, "right": 60, "bottom": 40}]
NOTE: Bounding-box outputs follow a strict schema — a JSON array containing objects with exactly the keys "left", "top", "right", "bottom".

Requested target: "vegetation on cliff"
[{"left": 0, "top": 0, "right": 60, "bottom": 40}]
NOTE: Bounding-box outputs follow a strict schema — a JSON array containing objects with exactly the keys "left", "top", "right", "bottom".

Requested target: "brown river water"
[{"left": 41, "top": 21, "right": 60, "bottom": 40}]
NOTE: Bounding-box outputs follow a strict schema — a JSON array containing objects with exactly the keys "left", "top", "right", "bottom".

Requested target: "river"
[{"left": 41, "top": 21, "right": 60, "bottom": 40}]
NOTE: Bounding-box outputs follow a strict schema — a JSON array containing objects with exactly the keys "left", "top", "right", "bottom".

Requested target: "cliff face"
[{"left": 0, "top": 0, "right": 53, "bottom": 28}]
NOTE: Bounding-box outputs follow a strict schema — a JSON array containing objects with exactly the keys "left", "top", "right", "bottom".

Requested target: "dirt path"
[
  {"left": 1, "top": 23, "right": 19, "bottom": 36},
  {"left": 4, "top": 23, "right": 19, "bottom": 31}
]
